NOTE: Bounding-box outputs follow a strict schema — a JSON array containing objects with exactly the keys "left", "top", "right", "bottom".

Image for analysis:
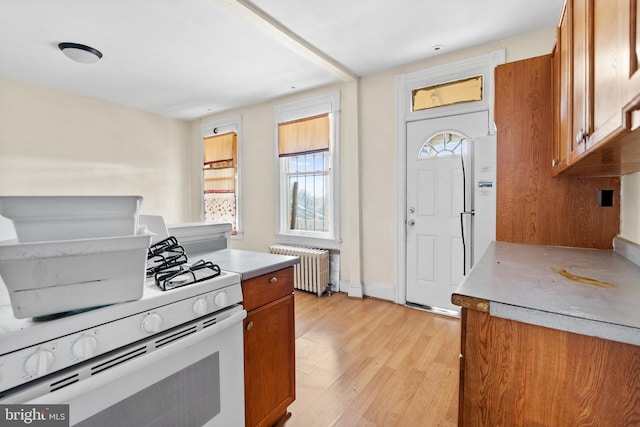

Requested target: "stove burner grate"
[
  {"left": 147, "top": 237, "right": 221, "bottom": 291},
  {"left": 154, "top": 260, "right": 221, "bottom": 291}
]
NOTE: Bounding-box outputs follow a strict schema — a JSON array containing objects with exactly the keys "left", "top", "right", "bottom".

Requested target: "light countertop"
[
  {"left": 193, "top": 248, "right": 299, "bottom": 280},
  {"left": 452, "top": 240, "right": 640, "bottom": 346}
]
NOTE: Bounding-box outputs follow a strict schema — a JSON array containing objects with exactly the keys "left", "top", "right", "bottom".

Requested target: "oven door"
[{"left": 25, "top": 307, "right": 246, "bottom": 427}]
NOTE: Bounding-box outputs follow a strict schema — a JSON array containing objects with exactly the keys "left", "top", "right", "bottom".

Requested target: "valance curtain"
[
  {"left": 278, "top": 113, "right": 329, "bottom": 157},
  {"left": 203, "top": 132, "right": 237, "bottom": 168}
]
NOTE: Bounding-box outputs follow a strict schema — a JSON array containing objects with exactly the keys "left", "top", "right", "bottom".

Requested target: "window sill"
[{"left": 275, "top": 233, "right": 340, "bottom": 250}]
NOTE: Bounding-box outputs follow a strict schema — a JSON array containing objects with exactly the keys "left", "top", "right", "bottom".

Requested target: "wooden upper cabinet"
[
  {"left": 553, "top": 0, "right": 640, "bottom": 176},
  {"left": 590, "top": 0, "right": 629, "bottom": 147},
  {"left": 627, "top": 1, "right": 640, "bottom": 105},
  {"left": 570, "top": 0, "right": 629, "bottom": 160},
  {"left": 552, "top": 6, "right": 572, "bottom": 175},
  {"left": 626, "top": 0, "right": 640, "bottom": 124},
  {"left": 570, "top": 0, "right": 590, "bottom": 162}
]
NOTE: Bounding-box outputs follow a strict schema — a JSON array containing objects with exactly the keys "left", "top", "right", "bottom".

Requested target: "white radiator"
[{"left": 269, "top": 245, "right": 330, "bottom": 296}]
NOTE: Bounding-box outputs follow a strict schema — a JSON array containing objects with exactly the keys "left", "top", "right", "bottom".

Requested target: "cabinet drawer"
[{"left": 241, "top": 267, "right": 294, "bottom": 311}]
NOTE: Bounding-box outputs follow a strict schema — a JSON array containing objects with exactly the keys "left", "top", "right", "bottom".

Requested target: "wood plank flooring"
[{"left": 283, "top": 291, "right": 461, "bottom": 427}]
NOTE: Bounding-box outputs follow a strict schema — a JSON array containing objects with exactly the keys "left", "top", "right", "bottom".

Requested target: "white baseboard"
[
  {"left": 339, "top": 279, "right": 362, "bottom": 298},
  {"left": 362, "top": 282, "right": 395, "bottom": 302},
  {"left": 339, "top": 279, "right": 395, "bottom": 302}
]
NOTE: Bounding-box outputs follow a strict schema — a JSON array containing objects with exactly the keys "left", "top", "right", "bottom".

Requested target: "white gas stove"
[
  {"left": 0, "top": 269, "right": 242, "bottom": 395},
  {"left": 0, "top": 218, "right": 246, "bottom": 426}
]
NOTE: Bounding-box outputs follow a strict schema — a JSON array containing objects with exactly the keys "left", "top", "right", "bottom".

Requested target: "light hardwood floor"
[{"left": 283, "top": 291, "right": 461, "bottom": 427}]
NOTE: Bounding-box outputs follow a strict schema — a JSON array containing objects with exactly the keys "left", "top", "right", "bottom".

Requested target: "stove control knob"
[
  {"left": 72, "top": 335, "right": 98, "bottom": 359},
  {"left": 24, "top": 349, "right": 54, "bottom": 377},
  {"left": 193, "top": 297, "right": 208, "bottom": 316},
  {"left": 214, "top": 291, "right": 228, "bottom": 307},
  {"left": 142, "top": 313, "right": 162, "bottom": 334}
]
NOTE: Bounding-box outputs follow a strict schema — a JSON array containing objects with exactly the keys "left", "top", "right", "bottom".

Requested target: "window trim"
[
  {"left": 274, "top": 92, "right": 340, "bottom": 249},
  {"left": 200, "top": 115, "right": 243, "bottom": 239}
]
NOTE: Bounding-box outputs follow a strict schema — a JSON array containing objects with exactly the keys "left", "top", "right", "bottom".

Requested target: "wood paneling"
[
  {"left": 495, "top": 55, "right": 620, "bottom": 249},
  {"left": 460, "top": 308, "right": 640, "bottom": 426}
]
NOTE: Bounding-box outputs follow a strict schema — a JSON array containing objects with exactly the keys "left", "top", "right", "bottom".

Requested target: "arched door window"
[{"left": 418, "top": 130, "right": 467, "bottom": 158}]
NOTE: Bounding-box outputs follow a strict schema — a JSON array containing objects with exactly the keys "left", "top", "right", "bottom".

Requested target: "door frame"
[{"left": 394, "top": 50, "right": 505, "bottom": 305}]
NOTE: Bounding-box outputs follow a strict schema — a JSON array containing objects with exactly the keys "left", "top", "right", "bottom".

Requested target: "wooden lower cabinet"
[
  {"left": 459, "top": 307, "right": 640, "bottom": 426},
  {"left": 242, "top": 268, "right": 295, "bottom": 427}
]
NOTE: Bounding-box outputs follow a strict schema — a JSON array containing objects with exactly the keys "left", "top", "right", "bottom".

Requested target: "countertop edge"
[
  {"left": 491, "top": 302, "right": 640, "bottom": 346},
  {"left": 236, "top": 259, "right": 299, "bottom": 281},
  {"left": 451, "top": 294, "right": 490, "bottom": 312}
]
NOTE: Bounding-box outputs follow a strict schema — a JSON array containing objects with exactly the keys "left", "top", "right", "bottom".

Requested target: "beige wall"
[{"left": 0, "top": 77, "right": 193, "bottom": 224}]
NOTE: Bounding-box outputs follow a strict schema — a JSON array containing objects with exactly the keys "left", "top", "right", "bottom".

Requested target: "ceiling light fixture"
[{"left": 58, "top": 42, "right": 103, "bottom": 64}]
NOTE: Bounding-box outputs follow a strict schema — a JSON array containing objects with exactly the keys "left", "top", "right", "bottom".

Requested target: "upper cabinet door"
[
  {"left": 553, "top": 6, "right": 572, "bottom": 175},
  {"left": 627, "top": 0, "right": 640, "bottom": 120},
  {"left": 570, "top": 0, "right": 591, "bottom": 162},
  {"left": 590, "top": 0, "right": 629, "bottom": 148}
]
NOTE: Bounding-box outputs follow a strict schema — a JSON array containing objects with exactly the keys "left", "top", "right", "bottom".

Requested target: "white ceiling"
[{"left": 0, "top": 0, "right": 563, "bottom": 120}]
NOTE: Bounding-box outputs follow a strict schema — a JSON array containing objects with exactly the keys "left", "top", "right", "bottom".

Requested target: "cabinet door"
[
  {"left": 244, "top": 294, "right": 295, "bottom": 427},
  {"left": 627, "top": 0, "right": 640, "bottom": 111},
  {"left": 590, "top": 0, "right": 629, "bottom": 147},
  {"left": 553, "top": 8, "right": 572, "bottom": 175},
  {"left": 570, "top": 0, "right": 591, "bottom": 162}
]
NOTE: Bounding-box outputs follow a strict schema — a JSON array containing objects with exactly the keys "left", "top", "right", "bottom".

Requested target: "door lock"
[{"left": 408, "top": 207, "right": 415, "bottom": 213}]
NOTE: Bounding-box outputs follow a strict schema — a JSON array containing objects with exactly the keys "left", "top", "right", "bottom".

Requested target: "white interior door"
[{"left": 406, "top": 111, "right": 488, "bottom": 314}]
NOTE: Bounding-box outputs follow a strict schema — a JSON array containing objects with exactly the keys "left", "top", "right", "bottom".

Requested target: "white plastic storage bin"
[
  {"left": 0, "top": 195, "right": 143, "bottom": 242},
  {"left": 0, "top": 233, "right": 152, "bottom": 318}
]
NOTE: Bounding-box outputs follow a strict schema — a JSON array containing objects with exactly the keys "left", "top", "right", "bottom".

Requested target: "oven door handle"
[{"left": 27, "top": 308, "right": 247, "bottom": 425}]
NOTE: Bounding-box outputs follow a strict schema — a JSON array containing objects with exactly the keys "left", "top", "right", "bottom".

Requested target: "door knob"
[{"left": 407, "top": 220, "right": 415, "bottom": 226}]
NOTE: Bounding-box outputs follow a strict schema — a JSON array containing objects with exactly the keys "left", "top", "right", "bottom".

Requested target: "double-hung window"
[{"left": 275, "top": 92, "right": 340, "bottom": 247}]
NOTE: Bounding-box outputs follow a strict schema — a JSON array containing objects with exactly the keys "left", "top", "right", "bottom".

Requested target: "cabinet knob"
[
  {"left": 269, "top": 277, "right": 278, "bottom": 284},
  {"left": 576, "top": 129, "right": 587, "bottom": 145},
  {"left": 246, "top": 321, "right": 254, "bottom": 331},
  {"left": 552, "top": 159, "right": 558, "bottom": 168}
]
